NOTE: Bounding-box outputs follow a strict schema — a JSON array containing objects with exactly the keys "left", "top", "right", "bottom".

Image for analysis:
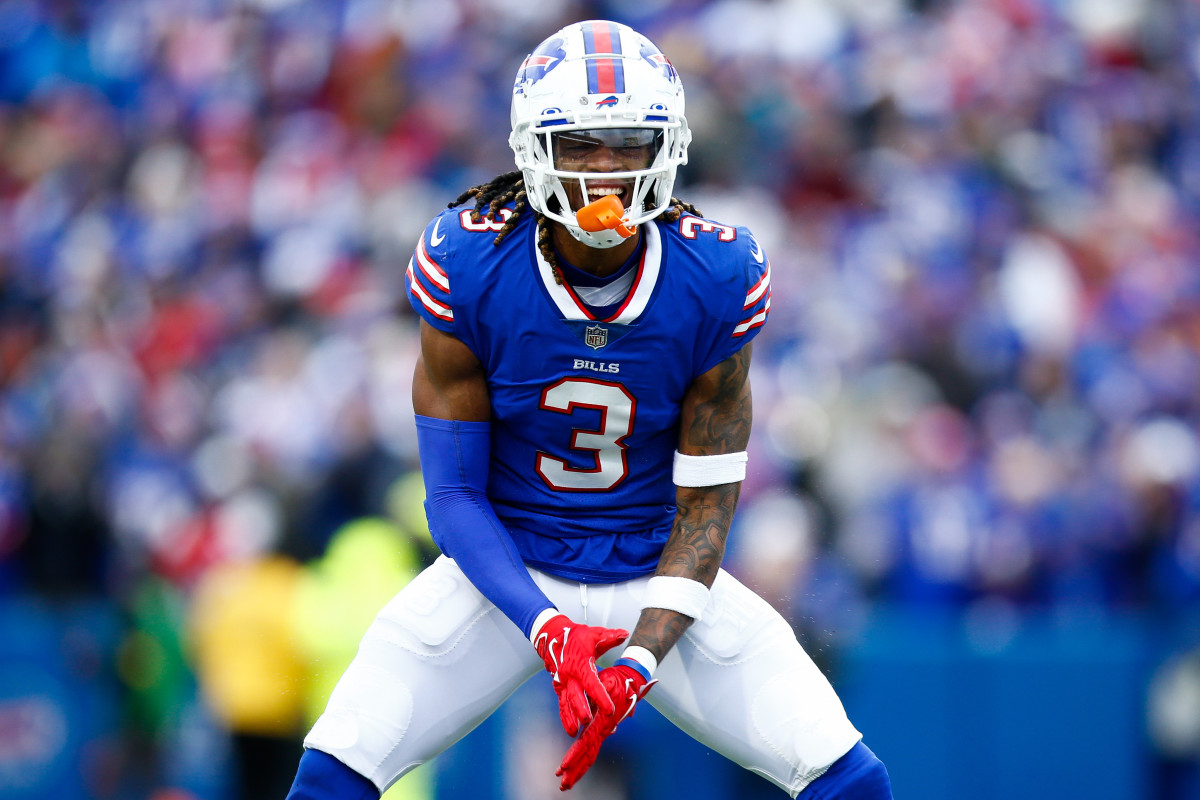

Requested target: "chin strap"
[{"left": 575, "top": 195, "right": 637, "bottom": 240}]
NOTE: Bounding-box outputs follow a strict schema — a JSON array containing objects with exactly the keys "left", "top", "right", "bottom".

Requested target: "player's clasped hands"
[
  {"left": 534, "top": 614, "right": 629, "bottom": 737},
  {"left": 556, "top": 663, "right": 656, "bottom": 791}
]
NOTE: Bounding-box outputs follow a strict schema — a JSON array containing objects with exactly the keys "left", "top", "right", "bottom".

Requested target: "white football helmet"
[{"left": 510, "top": 20, "right": 691, "bottom": 248}]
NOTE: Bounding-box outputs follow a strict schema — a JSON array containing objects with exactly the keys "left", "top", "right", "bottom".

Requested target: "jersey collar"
[{"left": 534, "top": 222, "right": 662, "bottom": 324}]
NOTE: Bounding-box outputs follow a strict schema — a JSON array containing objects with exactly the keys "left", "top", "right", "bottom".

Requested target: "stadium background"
[{"left": 2, "top": 0, "right": 1199, "bottom": 797}]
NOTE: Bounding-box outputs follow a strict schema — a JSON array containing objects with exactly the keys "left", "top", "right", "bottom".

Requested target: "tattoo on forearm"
[
  {"left": 662, "top": 482, "right": 740, "bottom": 586},
  {"left": 630, "top": 481, "right": 742, "bottom": 661},
  {"left": 629, "top": 346, "right": 754, "bottom": 663},
  {"left": 629, "top": 607, "right": 694, "bottom": 662}
]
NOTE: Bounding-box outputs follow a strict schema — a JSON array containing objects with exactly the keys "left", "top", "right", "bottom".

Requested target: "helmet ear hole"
[{"left": 509, "top": 20, "right": 689, "bottom": 249}]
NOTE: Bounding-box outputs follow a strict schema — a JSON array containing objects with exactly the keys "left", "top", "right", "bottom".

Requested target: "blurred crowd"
[{"left": 1, "top": 0, "right": 1199, "bottom": 797}]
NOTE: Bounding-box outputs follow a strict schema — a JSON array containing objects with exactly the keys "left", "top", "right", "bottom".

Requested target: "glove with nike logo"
[
  {"left": 556, "top": 659, "right": 656, "bottom": 791},
  {"left": 533, "top": 614, "right": 629, "bottom": 737}
]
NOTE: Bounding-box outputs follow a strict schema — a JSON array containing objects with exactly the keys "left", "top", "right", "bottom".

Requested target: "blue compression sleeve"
[{"left": 415, "top": 415, "right": 554, "bottom": 637}]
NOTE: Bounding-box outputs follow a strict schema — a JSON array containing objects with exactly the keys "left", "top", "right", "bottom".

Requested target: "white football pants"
[{"left": 304, "top": 556, "right": 861, "bottom": 798}]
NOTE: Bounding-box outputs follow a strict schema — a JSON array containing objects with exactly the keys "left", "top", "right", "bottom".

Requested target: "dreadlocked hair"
[{"left": 451, "top": 172, "right": 703, "bottom": 285}]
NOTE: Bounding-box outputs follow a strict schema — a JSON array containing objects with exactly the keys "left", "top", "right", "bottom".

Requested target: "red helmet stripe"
[{"left": 582, "top": 21, "right": 625, "bottom": 95}]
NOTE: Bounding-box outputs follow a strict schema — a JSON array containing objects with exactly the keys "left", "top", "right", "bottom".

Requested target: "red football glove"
[
  {"left": 534, "top": 614, "right": 629, "bottom": 737},
  {"left": 556, "top": 663, "right": 655, "bottom": 791}
]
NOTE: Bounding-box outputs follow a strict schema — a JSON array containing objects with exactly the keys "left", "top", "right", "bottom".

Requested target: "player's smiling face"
[{"left": 551, "top": 128, "right": 660, "bottom": 212}]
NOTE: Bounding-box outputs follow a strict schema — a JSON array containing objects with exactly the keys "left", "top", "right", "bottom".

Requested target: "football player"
[{"left": 287, "top": 20, "right": 892, "bottom": 799}]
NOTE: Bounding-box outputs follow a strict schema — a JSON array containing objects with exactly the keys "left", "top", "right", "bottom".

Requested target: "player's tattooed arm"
[{"left": 628, "top": 344, "right": 753, "bottom": 663}]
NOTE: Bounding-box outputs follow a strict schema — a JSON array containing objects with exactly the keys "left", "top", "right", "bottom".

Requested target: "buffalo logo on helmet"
[
  {"left": 596, "top": 95, "right": 619, "bottom": 108},
  {"left": 639, "top": 42, "right": 677, "bottom": 82},
  {"left": 514, "top": 37, "right": 566, "bottom": 90}
]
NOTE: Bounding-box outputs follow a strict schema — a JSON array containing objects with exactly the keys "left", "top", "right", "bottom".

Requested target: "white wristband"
[
  {"left": 673, "top": 450, "right": 748, "bottom": 487},
  {"left": 529, "top": 607, "right": 560, "bottom": 646},
  {"left": 616, "top": 646, "right": 658, "bottom": 680},
  {"left": 643, "top": 575, "right": 710, "bottom": 621}
]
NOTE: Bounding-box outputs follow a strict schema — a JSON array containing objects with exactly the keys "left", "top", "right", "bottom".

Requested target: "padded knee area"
[
  {"left": 752, "top": 664, "right": 860, "bottom": 788},
  {"left": 305, "top": 656, "right": 416, "bottom": 788},
  {"left": 303, "top": 558, "right": 537, "bottom": 791}
]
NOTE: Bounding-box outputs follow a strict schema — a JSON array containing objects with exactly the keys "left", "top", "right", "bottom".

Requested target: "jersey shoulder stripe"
[
  {"left": 405, "top": 212, "right": 457, "bottom": 326},
  {"left": 415, "top": 235, "right": 449, "bottom": 292},
  {"left": 659, "top": 215, "right": 772, "bottom": 334},
  {"left": 407, "top": 234, "right": 453, "bottom": 322},
  {"left": 406, "top": 262, "right": 452, "bottom": 323},
  {"left": 734, "top": 239, "right": 770, "bottom": 337},
  {"left": 406, "top": 205, "right": 535, "bottom": 331}
]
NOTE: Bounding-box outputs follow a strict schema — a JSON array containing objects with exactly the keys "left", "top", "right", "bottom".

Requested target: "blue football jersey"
[{"left": 406, "top": 206, "right": 771, "bottom": 582}]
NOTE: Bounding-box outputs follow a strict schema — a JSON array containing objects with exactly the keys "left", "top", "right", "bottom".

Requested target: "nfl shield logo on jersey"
[{"left": 585, "top": 325, "right": 608, "bottom": 349}]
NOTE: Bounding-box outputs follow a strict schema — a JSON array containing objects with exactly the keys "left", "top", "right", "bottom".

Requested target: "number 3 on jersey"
[{"left": 536, "top": 377, "right": 636, "bottom": 491}]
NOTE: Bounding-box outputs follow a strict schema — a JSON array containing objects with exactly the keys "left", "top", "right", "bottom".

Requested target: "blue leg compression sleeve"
[
  {"left": 286, "top": 748, "right": 379, "bottom": 800},
  {"left": 800, "top": 741, "right": 893, "bottom": 800}
]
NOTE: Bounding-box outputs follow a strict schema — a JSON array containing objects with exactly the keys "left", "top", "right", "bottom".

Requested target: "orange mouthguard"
[{"left": 575, "top": 195, "right": 636, "bottom": 238}]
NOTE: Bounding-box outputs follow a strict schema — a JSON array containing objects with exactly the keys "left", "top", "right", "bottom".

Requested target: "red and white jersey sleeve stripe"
[
  {"left": 405, "top": 224, "right": 454, "bottom": 328},
  {"left": 733, "top": 253, "right": 771, "bottom": 338}
]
